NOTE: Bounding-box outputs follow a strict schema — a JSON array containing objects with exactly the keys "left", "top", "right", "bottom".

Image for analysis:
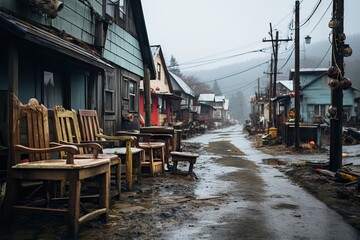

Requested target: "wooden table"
[{"left": 140, "top": 127, "right": 182, "bottom": 166}]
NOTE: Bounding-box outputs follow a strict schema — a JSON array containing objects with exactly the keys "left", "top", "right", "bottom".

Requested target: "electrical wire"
[
  {"left": 192, "top": 61, "right": 269, "bottom": 86},
  {"left": 278, "top": 47, "right": 295, "bottom": 71},
  {"left": 299, "top": 0, "right": 322, "bottom": 28},
  {"left": 308, "top": 1, "right": 332, "bottom": 36},
  {"left": 314, "top": 44, "right": 332, "bottom": 69},
  {"left": 179, "top": 48, "right": 271, "bottom": 70}
]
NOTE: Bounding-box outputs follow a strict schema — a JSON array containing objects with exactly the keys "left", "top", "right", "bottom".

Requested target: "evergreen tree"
[
  {"left": 168, "top": 55, "right": 181, "bottom": 77},
  {"left": 213, "top": 80, "right": 222, "bottom": 96}
]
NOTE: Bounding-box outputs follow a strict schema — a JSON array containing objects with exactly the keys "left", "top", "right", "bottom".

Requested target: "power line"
[
  {"left": 308, "top": 1, "right": 332, "bottom": 35},
  {"left": 299, "top": 0, "right": 322, "bottom": 27},
  {"left": 192, "top": 61, "right": 269, "bottom": 86},
  {"left": 179, "top": 48, "right": 271, "bottom": 70}
]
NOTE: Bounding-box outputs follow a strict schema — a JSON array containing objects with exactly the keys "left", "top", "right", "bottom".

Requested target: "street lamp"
[{"left": 305, "top": 35, "right": 312, "bottom": 44}]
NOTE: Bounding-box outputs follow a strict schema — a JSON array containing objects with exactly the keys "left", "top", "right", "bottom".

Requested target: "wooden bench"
[{"left": 170, "top": 151, "right": 199, "bottom": 177}]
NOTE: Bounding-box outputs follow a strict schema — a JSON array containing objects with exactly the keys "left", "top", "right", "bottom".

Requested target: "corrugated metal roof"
[
  {"left": 198, "top": 93, "right": 215, "bottom": 102},
  {"left": 169, "top": 72, "right": 195, "bottom": 97}
]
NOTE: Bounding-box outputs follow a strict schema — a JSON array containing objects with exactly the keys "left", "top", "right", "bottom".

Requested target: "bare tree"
[{"left": 182, "top": 75, "right": 211, "bottom": 96}]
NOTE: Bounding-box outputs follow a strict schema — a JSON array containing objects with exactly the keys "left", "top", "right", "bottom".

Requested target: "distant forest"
[{"left": 186, "top": 34, "right": 360, "bottom": 122}]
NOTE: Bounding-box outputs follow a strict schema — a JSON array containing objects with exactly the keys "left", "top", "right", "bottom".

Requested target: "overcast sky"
[{"left": 141, "top": 0, "right": 360, "bottom": 71}]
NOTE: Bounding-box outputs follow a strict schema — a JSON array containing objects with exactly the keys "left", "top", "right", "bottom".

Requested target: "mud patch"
[
  {"left": 271, "top": 203, "right": 299, "bottom": 210},
  {"left": 217, "top": 156, "right": 257, "bottom": 169},
  {"left": 285, "top": 166, "right": 360, "bottom": 231},
  {"left": 262, "top": 158, "right": 288, "bottom": 166},
  {"left": 204, "top": 141, "right": 245, "bottom": 156}
]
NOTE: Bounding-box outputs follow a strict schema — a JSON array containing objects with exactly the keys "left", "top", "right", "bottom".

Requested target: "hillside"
[{"left": 185, "top": 34, "right": 360, "bottom": 121}]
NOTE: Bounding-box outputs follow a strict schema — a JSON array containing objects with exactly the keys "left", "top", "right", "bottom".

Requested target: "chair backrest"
[
  {"left": 12, "top": 93, "right": 51, "bottom": 162},
  {"left": 78, "top": 109, "right": 102, "bottom": 142},
  {"left": 53, "top": 106, "right": 84, "bottom": 157}
]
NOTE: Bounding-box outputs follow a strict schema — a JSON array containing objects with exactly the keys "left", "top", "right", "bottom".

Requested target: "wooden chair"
[
  {"left": 53, "top": 106, "right": 121, "bottom": 200},
  {"left": 77, "top": 109, "right": 143, "bottom": 191},
  {"left": 3, "top": 93, "right": 110, "bottom": 239}
]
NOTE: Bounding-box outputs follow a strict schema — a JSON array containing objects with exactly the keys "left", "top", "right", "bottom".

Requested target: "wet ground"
[{"left": 1, "top": 125, "right": 360, "bottom": 239}]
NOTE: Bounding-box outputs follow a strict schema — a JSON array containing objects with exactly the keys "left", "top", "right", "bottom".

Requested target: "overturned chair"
[{"left": 4, "top": 93, "right": 110, "bottom": 239}]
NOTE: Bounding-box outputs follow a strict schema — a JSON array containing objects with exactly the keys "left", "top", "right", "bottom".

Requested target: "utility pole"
[
  {"left": 294, "top": 0, "right": 300, "bottom": 151},
  {"left": 329, "top": 0, "right": 344, "bottom": 171},
  {"left": 263, "top": 26, "right": 292, "bottom": 128},
  {"left": 144, "top": 66, "right": 151, "bottom": 126},
  {"left": 263, "top": 56, "right": 273, "bottom": 132}
]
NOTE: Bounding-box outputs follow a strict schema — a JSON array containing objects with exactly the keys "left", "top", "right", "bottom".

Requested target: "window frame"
[
  {"left": 104, "top": 74, "right": 115, "bottom": 114},
  {"left": 123, "top": 77, "right": 137, "bottom": 112},
  {"left": 157, "top": 63, "right": 161, "bottom": 80},
  {"left": 128, "top": 80, "right": 136, "bottom": 112}
]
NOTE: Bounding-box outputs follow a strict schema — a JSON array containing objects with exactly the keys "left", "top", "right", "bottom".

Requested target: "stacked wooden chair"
[
  {"left": 53, "top": 106, "right": 121, "bottom": 200},
  {"left": 77, "top": 109, "right": 143, "bottom": 191},
  {"left": 4, "top": 93, "right": 110, "bottom": 239}
]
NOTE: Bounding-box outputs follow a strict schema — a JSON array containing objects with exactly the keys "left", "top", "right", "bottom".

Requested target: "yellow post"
[{"left": 125, "top": 139, "right": 133, "bottom": 191}]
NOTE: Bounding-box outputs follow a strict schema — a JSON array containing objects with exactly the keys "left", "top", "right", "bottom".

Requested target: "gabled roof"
[
  {"left": 289, "top": 68, "right": 327, "bottom": 80},
  {"left": 131, "top": 0, "right": 155, "bottom": 79},
  {"left": 278, "top": 80, "right": 293, "bottom": 91},
  {"left": 198, "top": 93, "right": 215, "bottom": 102},
  {"left": 150, "top": 45, "right": 161, "bottom": 57},
  {"left": 169, "top": 72, "right": 195, "bottom": 97},
  {"left": 215, "top": 96, "right": 225, "bottom": 102},
  {"left": 150, "top": 45, "right": 172, "bottom": 92}
]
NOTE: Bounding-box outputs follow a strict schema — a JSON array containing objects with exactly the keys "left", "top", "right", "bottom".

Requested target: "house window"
[
  {"left": 105, "top": 75, "right": 115, "bottom": 113},
  {"left": 157, "top": 63, "right": 161, "bottom": 80},
  {"left": 43, "top": 70, "right": 63, "bottom": 108},
  {"left": 123, "top": 79, "right": 129, "bottom": 99},
  {"left": 124, "top": 78, "right": 137, "bottom": 112},
  {"left": 181, "top": 95, "right": 187, "bottom": 106},
  {"left": 159, "top": 98, "right": 167, "bottom": 114},
  {"left": 106, "top": 0, "right": 115, "bottom": 18},
  {"left": 158, "top": 97, "right": 167, "bottom": 114},
  {"left": 313, "top": 105, "right": 326, "bottom": 116},
  {"left": 119, "top": 0, "right": 126, "bottom": 19},
  {"left": 106, "top": 0, "right": 126, "bottom": 21},
  {"left": 129, "top": 81, "right": 136, "bottom": 112}
]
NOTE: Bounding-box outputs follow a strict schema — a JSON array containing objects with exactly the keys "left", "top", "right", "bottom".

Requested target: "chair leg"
[
  {"left": 99, "top": 170, "right": 109, "bottom": 223},
  {"left": 161, "top": 147, "right": 165, "bottom": 172},
  {"left": 115, "top": 162, "right": 121, "bottom": 200},
  {"left": 68, "top": 173, "right": 81, "bottom": 239},
  {"left": 149, "top": 149, "right": 154, "bottom": 177}
]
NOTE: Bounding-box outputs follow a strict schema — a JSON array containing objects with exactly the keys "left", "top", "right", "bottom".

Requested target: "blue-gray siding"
[{"left": 104, "top": 24, "right": 144, "bottom": 77}]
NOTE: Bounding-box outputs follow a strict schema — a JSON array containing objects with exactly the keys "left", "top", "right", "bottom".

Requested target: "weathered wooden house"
[
  {"left": 168, "top": 72, "right": 196, "bottom": 124},
  {"left": 197, "top": 93, "right": 216, "bottom": 128},
  {"left": 289, "top": 68, "right": 357, "bottom": 124},
  {"left": 139, "top": 45, "right": 181, "bottom": 126},
  {"left": 213, "top": 95, "right": 225, "bottom": 127},
  {"left": 0, "top": 0, "right": 155, "bottom": 149}
]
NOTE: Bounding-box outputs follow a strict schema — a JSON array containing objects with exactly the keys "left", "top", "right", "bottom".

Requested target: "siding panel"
[{"left": 104, "top": 24, "right": 144, "bottom": 77}]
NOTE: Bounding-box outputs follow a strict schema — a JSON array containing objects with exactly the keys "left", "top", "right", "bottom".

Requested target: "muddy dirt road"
[{"left": 1, "top": 125, "right": 360, "bottom": 239}]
